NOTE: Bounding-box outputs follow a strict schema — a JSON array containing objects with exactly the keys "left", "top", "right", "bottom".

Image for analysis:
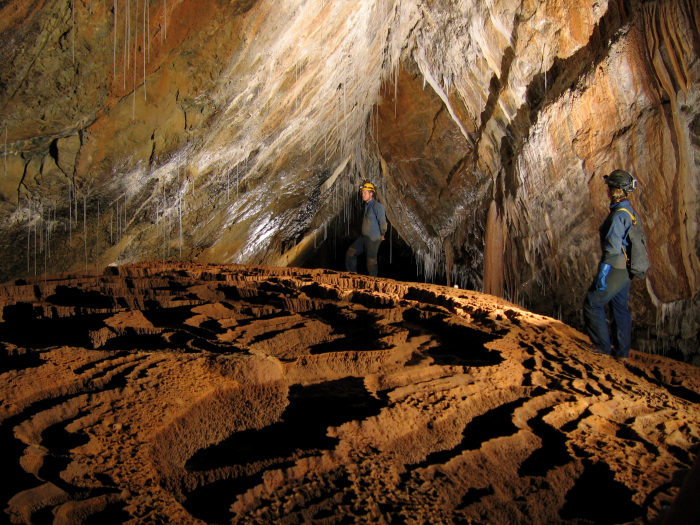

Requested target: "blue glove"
[{"left": 595, "top": 263, "right": 611, "bottom": 291}]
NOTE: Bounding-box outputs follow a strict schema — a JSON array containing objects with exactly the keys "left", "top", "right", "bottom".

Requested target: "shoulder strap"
[
  {"left": 616, "top": 207, "right": 637, "bottom": 226},
  {"left": 369, "top": 199, "right": 379, "bottom": 221},
  {"left": 615, "top": 208, "right": 637, "bottom": 263}
]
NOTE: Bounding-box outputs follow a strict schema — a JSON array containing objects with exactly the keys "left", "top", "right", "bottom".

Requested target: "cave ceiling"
[{"left": 0, "top": 0, "right": 699, "bottom": 361}]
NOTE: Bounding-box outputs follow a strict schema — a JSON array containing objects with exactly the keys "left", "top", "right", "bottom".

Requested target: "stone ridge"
[{"left": 0, "top": 262, "right": 698, "bottom": 524}]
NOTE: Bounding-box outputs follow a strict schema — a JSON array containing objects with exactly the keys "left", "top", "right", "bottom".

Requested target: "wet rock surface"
[{"left": 1, "top": 262, "right": 699, "bottom": 524}]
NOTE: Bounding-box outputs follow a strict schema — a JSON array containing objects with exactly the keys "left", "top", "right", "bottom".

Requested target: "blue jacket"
[
  {"left": 600, "top": 200, "right": 635, "bottom": 269},
  {"left": 362, "top": 199, "right": 387, "bottom": 241}
]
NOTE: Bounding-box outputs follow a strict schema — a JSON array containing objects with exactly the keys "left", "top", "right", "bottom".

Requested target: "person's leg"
[
  {"left": 583, "top": 269, "right": 631, "bottom": 354},
  {"left": 583, "top": 289, "right": 612, "bottom": 354},
  {"left": 345, "top": 237, "right": 365, "bottom": 273},
  {"left": 365, "top": 238, "right": 382, "bottom": 277},
  {"left": 608, "top": 269, "right": 632, "bottom": 358}
]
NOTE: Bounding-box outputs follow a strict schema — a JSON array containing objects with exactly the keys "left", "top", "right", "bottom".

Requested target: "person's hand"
[
  {"left": 381, "top": 235, "right": 385, "bottom": 241},
  {"left": 595, "top": 263, "right": 611, "bottom": 291}
]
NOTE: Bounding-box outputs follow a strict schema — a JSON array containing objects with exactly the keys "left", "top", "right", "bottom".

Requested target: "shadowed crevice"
[
  {"left": 182, "top": 377, "right": 387, "bottom": 522},
  {"left": 560, "top": 459, "right": 643, "bottom": 523}
]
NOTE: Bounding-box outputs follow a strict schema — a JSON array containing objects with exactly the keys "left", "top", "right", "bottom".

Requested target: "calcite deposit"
[
  {"left": 1, "top": 262, "right": 699, "bottom": 524},
  {"left": 0, "top": 2, "right": 698, "bottom": 354}
]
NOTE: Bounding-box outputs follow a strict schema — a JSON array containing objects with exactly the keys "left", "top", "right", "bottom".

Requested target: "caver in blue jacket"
[
  {"left": 584, "top": 170, "right": 640, "bottom": 359},
  {"left": 346, "top": 182, "right": 387, "bottom": 277},
  {"left": 361, "top": 198, "right": 387, "bottom": 241},
  {"left": 599, "top": 200, "right": 635, "bottom": 271}
]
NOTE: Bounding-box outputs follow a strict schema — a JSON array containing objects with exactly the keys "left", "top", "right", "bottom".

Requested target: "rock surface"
[
  {"left": 0, "top": 1, "right": 699, "bottom": 360},
  {"left": 1, "top": 262, "right": 699, "bottom": 524}
]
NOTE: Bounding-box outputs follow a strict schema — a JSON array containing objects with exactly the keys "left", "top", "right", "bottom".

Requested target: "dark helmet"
[{"left": 603, "top": 170, "right": 637, "bottom": 192}]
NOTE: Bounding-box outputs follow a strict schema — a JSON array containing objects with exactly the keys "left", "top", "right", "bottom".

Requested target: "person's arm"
[
  {"left": 377, "top": 202, "right": 388, "bottom": 240},
  {"left": 601, "top": 211, "right": 629, "bottom": 266}
]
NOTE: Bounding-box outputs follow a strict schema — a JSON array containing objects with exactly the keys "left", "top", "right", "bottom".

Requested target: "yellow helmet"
[{"left": 360, "top": 182, "right": 376, "bottom": 192}]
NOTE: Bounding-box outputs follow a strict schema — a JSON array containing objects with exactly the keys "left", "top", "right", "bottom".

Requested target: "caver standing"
[
  {"left": 345, "top": 182, "right": 387, "bottom": 277},
  {"left": 583, "top": 169, "right": 643, "bottom": 359}
]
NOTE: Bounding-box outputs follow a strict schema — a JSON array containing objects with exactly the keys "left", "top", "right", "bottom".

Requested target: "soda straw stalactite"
[
  {"left": 143, "top": 0, "right": 147, "bottom": 101},
  {"left": 146, "top": 0, "right": 150, "bottom": 61},
  {"left": 390, "top": 223, "right": 393, "bottom": 263},
  {"left": 133, "top": 0, "right": 138, "bottom": 118},
  {"left": 68, "top": 182, "right": 72, "bottom": 244},
  {"left": 116, "top": 199, "right": 120, "bottom": 243},
  {"left": 26, "top": 199, "right": 30, "bottom": 273},
  {"left": 44, "top": 206, "right": 48, "bottom": 281},
  {"left": 33, "top": 200, "right": 37, "bottom": 276},
  {"left": 96, "top": 200, "right": 100, "bottom": 267},
  {"left": 123, "top": 0, "right": 128, "bottom": 89},
  {"left": 167, "top": 205, "right": 171, "bottom": 258},
  {"left": 38, "top": 201, "right": 43, "bottom": 254},
  {"left": 74, "top": 181, "right": 78, "bottom": 229},
  {"left": 113, "top": 0, "right": 117, "bottom": 79},
  {"left": 179, "top": 194, "right": 182, "bottom": 258},
  {"left": 83, "top": 194, "right": 87, "bottom": 271},
  {"left": 71, "top": 0, "right": 75, "bottom": 64}
]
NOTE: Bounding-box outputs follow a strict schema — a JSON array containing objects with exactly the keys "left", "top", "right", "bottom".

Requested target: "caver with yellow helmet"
[{"left": 346, "top": 181, "right": 388, "bottom": 277}]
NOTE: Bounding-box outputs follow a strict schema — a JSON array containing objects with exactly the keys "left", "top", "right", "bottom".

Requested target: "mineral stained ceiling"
[{"left": 0, "top": 0, "right": 698, "bottom": 361}]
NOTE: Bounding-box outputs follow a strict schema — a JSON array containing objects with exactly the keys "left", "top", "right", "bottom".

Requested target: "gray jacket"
[{"left": 362, "top": 199, "right": 387, "bottom": 241}]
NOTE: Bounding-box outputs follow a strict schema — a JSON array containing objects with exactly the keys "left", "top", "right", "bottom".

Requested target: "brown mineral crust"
[{"left": 0, "top": 261, "right": 698, "bottom": 524}]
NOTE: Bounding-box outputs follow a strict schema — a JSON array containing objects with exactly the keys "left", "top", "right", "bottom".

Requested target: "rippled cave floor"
[{"left": 1, "top": 261, "right": 699, "bottom": 525}]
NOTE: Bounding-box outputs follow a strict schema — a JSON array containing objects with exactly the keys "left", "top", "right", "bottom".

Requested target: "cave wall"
[{"left": 0, "top": 0, "right": 698, "bottom": 361}]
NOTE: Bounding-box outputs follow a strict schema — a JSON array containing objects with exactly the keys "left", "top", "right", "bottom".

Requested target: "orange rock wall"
[{"left": 0, "top": 0, "right": 698, "bottom": 361}]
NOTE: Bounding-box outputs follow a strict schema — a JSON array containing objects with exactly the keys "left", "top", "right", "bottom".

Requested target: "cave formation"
[{"left": 1, "top": 0, "right": 699, "bottom": 363}]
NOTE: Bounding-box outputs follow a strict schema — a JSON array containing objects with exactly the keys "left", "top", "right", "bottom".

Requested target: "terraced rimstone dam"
[
  {"left": 1, "top": 262, "right": 699, "bottom": 524},
  {"left": 1, "top": 0, "right": 700, "bottom": 363}
]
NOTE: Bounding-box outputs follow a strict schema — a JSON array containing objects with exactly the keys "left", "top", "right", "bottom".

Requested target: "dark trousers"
[
  {"left": 346, "top": 236, "right": 381, "bottom": 277},
  {"left": 583, "top": 268, "right": 632, "bottom": 357}
]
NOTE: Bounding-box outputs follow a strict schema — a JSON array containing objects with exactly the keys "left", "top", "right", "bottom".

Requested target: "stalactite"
[
  {"left": 542, "top": 42, "right": 547, "bottom": 97},
  {"left": 96, "top": 200, "right": 100, "bottom": 264},
  {"left": 116, "top": 200, "right": 120, "bottom": 243},
  {"left": 33, "top": 201, "right": 37, "bottom": 276},
  {"left": 26, "top": 200, "right": 30, "bottom": 274},
  {"left": 147, "top": 0, "right": 151, "bottom": 62},
  {"left": 38, "top": 202, "right": 43, "bottom": 253},
  {"left": 44, "top": 212, "right": 48, "bottom": 279},
  {"left": 71, "top": 0, "right": 75, "bottom": 64},
  {"left": 389, "top": 223, "right": 393, "bottom": 264},
  {"left": 113, "top": 0, "right": 117, "bottom": 79},
  {"left": 167, "top": 205, "right": 171, "bottom": 258},
  {"left": 178, "top": 195, "right": 182, "bottom": 258},
  {"left": 68, "top": 182, "right": 72, "bottom": 244},
  {"left": 83, "top": 194, "right": 87, "bottom": 271},
  {"left": 126, "top": 0, "right": 130, "bottom": 69},
  {"left": 74, "top": 182, "right": 78, "bottom": 228},
  {"left": 143, "top": 0, "right": 147, "bottom": 101},
  {"left": 123, "top": 0, "right": 129, "bottom": 91},
  {"left": 133, "top": 0, "right": 138, "bottom": 118}
]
